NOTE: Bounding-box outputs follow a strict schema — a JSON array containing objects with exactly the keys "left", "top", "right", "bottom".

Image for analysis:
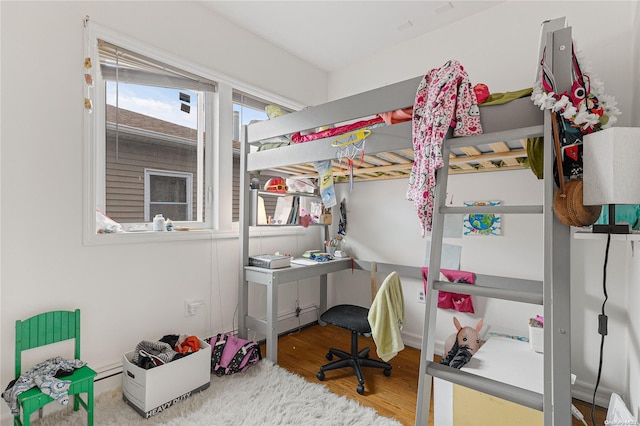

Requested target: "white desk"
[
  {"left": 435, "top": 336, "right": 544, "bottom": 425},
  {"left": 240, "top": 257, "right": 353, "bottom": 363}
]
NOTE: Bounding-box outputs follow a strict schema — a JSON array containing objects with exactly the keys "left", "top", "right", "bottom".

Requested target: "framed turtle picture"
[{"left": 463, "top": 200, "right": 502, "bottom": 236}]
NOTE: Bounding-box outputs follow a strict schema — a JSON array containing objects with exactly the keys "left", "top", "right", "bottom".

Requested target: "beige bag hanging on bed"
[{"left": 551, "top": 110, "right": 601, "bottom": 227}]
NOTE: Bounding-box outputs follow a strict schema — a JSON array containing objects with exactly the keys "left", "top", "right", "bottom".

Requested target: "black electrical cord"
[{"left": 591, "top": 233, "right": 611, "bottom": 426}]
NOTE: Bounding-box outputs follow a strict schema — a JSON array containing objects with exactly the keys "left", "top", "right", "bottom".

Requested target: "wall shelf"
[
  {"left": 573, "top": 231, "right": 640, "bottom": 241},
  {"left": 250, "top": 189, "right": 329, "bottom": 227}
]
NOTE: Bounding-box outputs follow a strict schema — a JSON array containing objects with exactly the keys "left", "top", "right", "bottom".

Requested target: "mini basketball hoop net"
[{"left": 332, "top": 129, "right": 369, "bottom": 187}]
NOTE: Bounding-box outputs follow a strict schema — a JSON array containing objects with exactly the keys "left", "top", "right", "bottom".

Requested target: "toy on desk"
[
  {"left": 441, "top": 317, "right": 484, "bottom": 369},
  {"left": 302, "top": 250, "right": 320, "bottom": 258},
  {"left": 310, "top": 252, "right": 332, "bottom": 262}
]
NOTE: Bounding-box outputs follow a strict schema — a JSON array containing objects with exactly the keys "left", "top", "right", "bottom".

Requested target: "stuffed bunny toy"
[{"left": 441, "top": 316, "right": 484, "bottom": 369}]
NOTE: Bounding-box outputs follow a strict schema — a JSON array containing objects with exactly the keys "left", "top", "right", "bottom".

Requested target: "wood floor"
[{"left": 264, "top": 323, "right": 606, "bottom": 426}]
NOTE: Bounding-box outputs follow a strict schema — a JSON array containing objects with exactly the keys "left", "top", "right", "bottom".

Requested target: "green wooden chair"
[{"left": 13, "top": 309, "right": 96, "bottom": 426}]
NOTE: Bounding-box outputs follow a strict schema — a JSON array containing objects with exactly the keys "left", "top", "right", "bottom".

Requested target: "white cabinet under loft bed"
[{"left": 237, "top": 25, "right": 571, "bottom": 425}]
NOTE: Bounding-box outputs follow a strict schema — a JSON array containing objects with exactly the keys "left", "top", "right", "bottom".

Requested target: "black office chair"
[{"left": 316, "top": 263, "right": 392, "bottom": 394}]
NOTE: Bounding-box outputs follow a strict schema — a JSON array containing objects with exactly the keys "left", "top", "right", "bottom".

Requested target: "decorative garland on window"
[{"left": 83, "top": 16, "right": 94, "bottom": 113}]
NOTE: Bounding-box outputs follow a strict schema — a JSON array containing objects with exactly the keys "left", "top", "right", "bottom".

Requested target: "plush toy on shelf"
[{"left": 440, "top": 316, "right": 484, "bottom": 369}]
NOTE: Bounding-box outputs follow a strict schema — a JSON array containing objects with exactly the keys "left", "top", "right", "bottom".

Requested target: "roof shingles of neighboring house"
[{"left": 106, "top": 104, "right": 197, "bottom": 140}]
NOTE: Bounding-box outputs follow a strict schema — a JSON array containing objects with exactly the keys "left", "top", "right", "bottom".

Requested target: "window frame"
[
  {"left": 231, "top": 90, "right": 294, "bottom": 223},
  {"left": 83, "top": 23, "right": 304, "bottom": 245},
  {"left": 84, "top": 23, "right": 218, "bottom": 244}
]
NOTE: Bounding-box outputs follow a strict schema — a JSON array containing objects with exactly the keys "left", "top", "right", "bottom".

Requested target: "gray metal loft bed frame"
[{"left": 238, "top": 22, "right": 573, "bottom": 426}]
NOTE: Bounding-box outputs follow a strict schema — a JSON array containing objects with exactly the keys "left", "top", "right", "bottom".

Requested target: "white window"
[
  {"left": 83, "top": 23, "right": 301, "bottom": 243},
  {"left": 232, "top": 91, "right": 292, "bottom": 222},
  {"left": 84, "top": 25, "right": 216, "bottom": 242}
]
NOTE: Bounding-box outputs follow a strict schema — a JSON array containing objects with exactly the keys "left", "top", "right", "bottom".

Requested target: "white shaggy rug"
[{"left": 31, "top": 360, "right": 402, "bottom": 425}]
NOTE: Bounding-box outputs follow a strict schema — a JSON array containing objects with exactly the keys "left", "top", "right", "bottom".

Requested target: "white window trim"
[{"left": 83, "top": 21, "right": 305, "bottom": 245}]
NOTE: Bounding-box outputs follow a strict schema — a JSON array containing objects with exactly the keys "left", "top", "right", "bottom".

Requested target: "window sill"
[
  {"left": 84, "top": 228, "right": 215, "bottom": 246},
  {"left": 84, "top": 222, "right": 313, "bottom": 246}
]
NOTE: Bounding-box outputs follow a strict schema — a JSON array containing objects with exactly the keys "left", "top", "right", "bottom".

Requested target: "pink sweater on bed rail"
[{"left": 407, "top": 60, "right": 483, "bottom": 236}]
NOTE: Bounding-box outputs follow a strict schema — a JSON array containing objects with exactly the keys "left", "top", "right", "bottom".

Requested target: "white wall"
[
  {"left": 633, "top": 1, "right": 640, "bottom": 130},
  {"left": 0, "top": 2, "right": 327, "bottom": 423},
  {"left": 0, "top": 0, "right": 3, "bottom": 391},
  {"left": 334, "top": 170, "right": 544, "bottom": 347},
  {"left": 628, "top": 1, "right": 640, "bottom": 419},
  {"left": 330, "top": 1, "right": 634, "bottom": 128},
  {"left": 329, "top": 0, "right": 638, "bottom": 408},
  {"left": 630, "top": 250, "right": 640, "bottom": 420}
]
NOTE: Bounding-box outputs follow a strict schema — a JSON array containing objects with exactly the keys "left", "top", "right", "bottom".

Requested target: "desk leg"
[
  {"left": 238, "top": 280, "right": 248, "bottom": 340},
  {"left": 319, "top": 274, "right": 327, "bottom": 315},
  {"left": 266, "top": 278, "right": 278, "bottom": 363}
]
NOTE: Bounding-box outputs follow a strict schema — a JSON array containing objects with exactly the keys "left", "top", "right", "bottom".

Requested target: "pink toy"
[{"left": 441, "top": 317, "right": 484, "bottom": 369}]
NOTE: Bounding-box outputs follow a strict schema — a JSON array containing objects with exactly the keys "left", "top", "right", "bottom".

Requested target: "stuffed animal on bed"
[{"left": 440, "top": 317, "right": 484, "bottom": 369}]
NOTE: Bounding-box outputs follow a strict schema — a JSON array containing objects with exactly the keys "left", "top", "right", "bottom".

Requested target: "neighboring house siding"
[
  {"left": 105, "top": 106, "right": 278, "bottom": 224},
  {"left": 105, "top": 105, "right": 200, "bottom": 223},
  {"left": 106, "top": 134, "right": 198, "bottom": 223}
]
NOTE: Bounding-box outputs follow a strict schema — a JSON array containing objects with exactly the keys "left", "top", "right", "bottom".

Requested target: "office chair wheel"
[
  {"left": 325, "top": 352, "right": 333, "bottom": 361},
  {"left": 317, "top": 371, "right": 325, "bottom": 381},
  {"left": 384, "top": 367, "right": 392, "bottom": 377},
  {"left": 356, "top": 384, "right": 365, "bottom": 395}
]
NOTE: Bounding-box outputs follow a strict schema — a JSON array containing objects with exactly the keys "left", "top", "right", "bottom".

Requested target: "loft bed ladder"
[{"left": 415, "top": 26, "right": 573, "bottom": 425}]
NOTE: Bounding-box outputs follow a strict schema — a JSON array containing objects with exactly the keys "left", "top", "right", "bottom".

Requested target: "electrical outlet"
[
  {"left": 185, "top": 301, "right": 194, "bottom": 317},
  {"left": 418, "top": 289, "right": 425, "bottom": 304},
  {"left": 185, "top": 301, "right": 202, "bottom": 317}
]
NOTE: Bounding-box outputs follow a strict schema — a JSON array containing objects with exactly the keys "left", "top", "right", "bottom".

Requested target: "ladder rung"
[
  {"left": 433, "top": 281, "right": 543, "bottom": 305},
  {"left": 440, "top": 205, "right": 543, "bottom": 215},
  {"left": 426, "top": 361, "right": 544, "bottom": 411}
]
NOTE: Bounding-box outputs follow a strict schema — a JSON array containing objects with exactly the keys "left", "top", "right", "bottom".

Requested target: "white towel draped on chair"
[{"left": 368, "top": 271, "right": 405, "bottom": 362}]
